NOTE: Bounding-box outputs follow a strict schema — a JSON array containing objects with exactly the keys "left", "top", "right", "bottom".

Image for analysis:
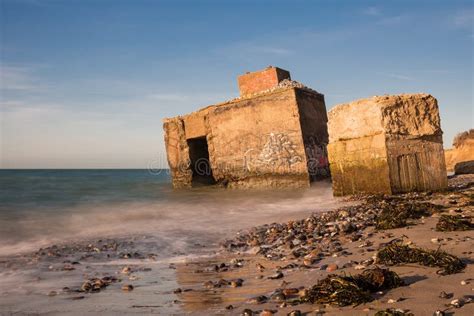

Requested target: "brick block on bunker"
[{"left": 237, "top": 66, "right": 291, "bottom": 96}]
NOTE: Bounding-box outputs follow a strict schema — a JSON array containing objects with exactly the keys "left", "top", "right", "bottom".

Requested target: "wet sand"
[
  {"left": 174, "top": 175, "right": 474, "bottom": 315},
  {"left": 0, "top": 176, "right": 473, "bottom": 315}
]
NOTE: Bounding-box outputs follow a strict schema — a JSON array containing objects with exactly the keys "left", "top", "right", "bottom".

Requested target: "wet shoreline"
[{"left": 0, "top": 175, "right": 473, "bottom": 315}]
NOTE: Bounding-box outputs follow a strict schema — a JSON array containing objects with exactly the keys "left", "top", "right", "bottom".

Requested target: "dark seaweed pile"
[
  {"left": 302, "top": 267, "right": 404, "bottom": 306},
  {"left": 436, "top": 214, "right": 473, "bottom": 232},
  {"left": 377, "top": 242, "right": 466, "bottom": 275}
]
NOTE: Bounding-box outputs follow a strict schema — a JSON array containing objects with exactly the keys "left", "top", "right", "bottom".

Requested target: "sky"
[{"left": 0, "top": 0, "right": 473, "bottom": 168}]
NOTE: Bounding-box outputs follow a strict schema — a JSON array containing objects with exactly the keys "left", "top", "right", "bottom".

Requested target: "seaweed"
[
  {"left": 436, "top": 214, "right": 473, "bottom": 232},
  {"left": 375, "top": 201, "right": 441, "bottom": 230},
  {"left": 377, "top": 242, "right": 466, "bottom": 275},
  {"left": 374, "top": 308, "right": 414, "bottom": 316},
  {"left": 303, "top": 267, "right": 404, "bottom": 306}
]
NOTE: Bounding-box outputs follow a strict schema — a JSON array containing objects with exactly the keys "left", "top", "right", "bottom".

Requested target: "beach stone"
[
  {"left": 230, "top": 279, "right": 243, "bottom": 287},
  {"left": 270, "top": 291, "right": 286, "bottom": 302},
  {"left": 439, "top": 291, "right": 453, "bottom": 299},
  {"left": 268, "top": 271, "right": 284, "bottom": 279},
  {"left": 288, "top": 311, "right": 302, "bottom": 316},
  {"left": 433, "top": 311, "right": 445, "bottom": 316},
  {"left": 260, "top": 310, "right": 275, "bottom": 316},
  {"left": 247, "top": 295, "right": 268, "bottom": 304},
  {"left": 326, "top": 263, "right": 338, "bottom": 272},
  {"left": 48, "top": 291, "right": 57, "bottom": 296},
  {"left": 121, "top": 284, "right": 134, "bottom": 292},
  {"left": 121, "top": 266, "right": 131, "bottom": 274},
  {"left": 282, "top": 288, "right": 299, "bottom": 296},
  {"left": 226, "top": 305, "right": 234, "bottom": 310},
  {"left": 241, "top": 309, "right": 254, "bottom": 316}
]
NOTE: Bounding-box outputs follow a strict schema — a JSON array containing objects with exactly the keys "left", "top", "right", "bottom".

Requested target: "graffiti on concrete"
[
  {"left": 304, "top": 136, "right": 329, "bottom": 179},
  {"left": 244, "top": 132, "right": 302, "bottom": 171}
]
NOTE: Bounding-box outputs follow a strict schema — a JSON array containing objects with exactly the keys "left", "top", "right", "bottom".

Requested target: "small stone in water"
[
  {"left": 225, "top": 304, "right": 233, "bottom": 310},
  {"left": 433, "top": 310, "right": 445, "bottom": 316},
  {"left": 387, "top": 298, "right": 397, "bottom": 304},
  {"left": 48, "top": 291, "right": 57, "bottom": 296},
  {"left": 287, "top": 311, "right": 302, "bottom": 316},
  {"left": 121, "top": 284, "right": 134, "bottom": 292},
  {"left": 260, "top": 310, "right": 275, "bottom": 316},
  {"left": 460, "top": 280, "right": 468, "bottom": 285}
]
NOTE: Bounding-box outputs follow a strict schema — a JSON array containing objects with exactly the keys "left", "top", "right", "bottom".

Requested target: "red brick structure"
[{"left": 238, "top": 66, "right": 291, "bottom": 96}]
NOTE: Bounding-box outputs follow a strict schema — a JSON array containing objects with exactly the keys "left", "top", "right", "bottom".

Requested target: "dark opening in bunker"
[{"left": 187, "top": 137, "right": 216, "bottom": 185}]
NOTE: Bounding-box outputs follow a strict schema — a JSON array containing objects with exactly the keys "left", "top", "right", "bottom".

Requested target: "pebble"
[
  {"left": 387, "top": 298, "right": 397, "bottom": 304},
  {"left": 433, "top": 311, "right": 445, "bottom": 316},
  {"left": 121, "top": 266, "right": 131, "bottom": 274},
  {"left": 282, "top": 288, "right": 299, "bottom": 296},
  {"left": 326, "top": 263, "right": 338, "bottom": 272},
  {"left": 450, "top": 299, "right": 463, "bottom": 308},
  {"left": 287, "top": 311, "right": 302, "bottom": 316},
  {"left": 241, "top": 309, "right": 254, "bottom": 316},
  {"left": 230, "top": 279, "right": 243, "bottom": 287},
  {"left": 354, "top": 264, "right": 365, "bottom": 270},
  {"left": 268, "top": 271, "right": 284, "bottom": 279},
  {"left": 247, "top": 295, "right": 268, "bottom": 304},
  {"left": 121, "top": 284, "right": 134, "bottom": 292},
  {"left": 48, "top": 290, "right": 57, "bottom": 296},
  {"left": 461, "top": 280, "right": 468, "bottom": 285},
  {"left": 226, "top": 305, "right": 234, "bottom": 310},
  {"left": 173, "top": 288, "right": 182, "bottom": 294},
  {"left": 431, "top": 238, "right": 441, "bottom": 244},
  {"left": 260, "top": 310, "right": 275, "bottom": 316},
  {"left": 439, "top": 291, "right": 453, "bottom": 299}
]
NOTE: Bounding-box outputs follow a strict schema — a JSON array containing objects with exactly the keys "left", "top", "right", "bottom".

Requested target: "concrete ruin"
[
  {"left": 163, "top": 66, "right": 330, "bottom": 188},
  {"left": 327, "top": 94, "right": 448, "bottom": 196}
]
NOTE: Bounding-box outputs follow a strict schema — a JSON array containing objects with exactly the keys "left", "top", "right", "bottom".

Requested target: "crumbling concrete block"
[
  {"left": 327, "top": 94, "right": 448, "bottom": 196},
  {"left": 163, "top": 66, "right": 330, "bottom": 189}
]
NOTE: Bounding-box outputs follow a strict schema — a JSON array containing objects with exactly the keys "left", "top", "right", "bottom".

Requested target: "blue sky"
[{"left": 1, "top": 0, "right": 472, "bottom": 168}]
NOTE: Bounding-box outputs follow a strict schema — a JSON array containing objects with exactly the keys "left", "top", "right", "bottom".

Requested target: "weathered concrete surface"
[
  {"left": 445, "top": 129, "right": 474, "bottom": 172},
  {"left": 328, "top": 94, "right": 448, "bottom": 196},
  {"left": 163, "top": 67, "right": 329, "bottom": 189},
  {"left": 454, "top": 160, "right": 474, "bottom": 175}
]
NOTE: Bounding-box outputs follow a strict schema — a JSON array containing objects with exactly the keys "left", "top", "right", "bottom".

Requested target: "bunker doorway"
[{"left": 187, "top": 137, "right": 216, "bottom": 186}]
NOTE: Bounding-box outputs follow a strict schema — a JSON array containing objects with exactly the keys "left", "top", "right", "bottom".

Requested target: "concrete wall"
[
  {"left": 295, "top": 89, "right": 330, "bottom": 181},
  {"left": 386, "top": 136, "right": 447, "bottom": 193},
  {"left": 163, "top": 117, "right": 192, "bottom": 188},
  {"left": 328, "top": 94, "right": 447, "bottom": 196},
  {"left": 206, "top": 88, "right": 310, "bottom": 188}
]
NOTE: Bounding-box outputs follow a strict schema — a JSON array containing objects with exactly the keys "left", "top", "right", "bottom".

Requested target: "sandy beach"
[{"left": 0, "top": 175, "right": 472, "bottom": 315}]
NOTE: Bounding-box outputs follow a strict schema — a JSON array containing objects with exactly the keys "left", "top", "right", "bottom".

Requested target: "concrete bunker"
[
  {"left": 163, "top": 66, "right": 330, "bottom": 189},
  {"left": 327, "top": 94, "right": 448, "bottom": 196}
]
